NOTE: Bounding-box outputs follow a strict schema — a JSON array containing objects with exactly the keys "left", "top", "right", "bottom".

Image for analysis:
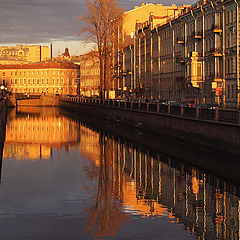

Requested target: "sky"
[{"left": 0, "top": 0, "right": 197, "bottom": 57}]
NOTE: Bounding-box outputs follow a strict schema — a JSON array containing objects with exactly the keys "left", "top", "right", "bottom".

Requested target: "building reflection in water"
[
  {"left": 3, "top": 107, "right": 80, "bottom": 160},
  {"left": 79, "top": 122, "right": 240, "bottom": 240}
]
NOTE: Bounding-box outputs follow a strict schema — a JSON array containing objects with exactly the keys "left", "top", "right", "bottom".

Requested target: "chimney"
[
  {"left": 50, "top": 43, "right": 53, "bottom": 59},
  {"left": 40, "top": 46, "right": 42, "bottom": 61}
]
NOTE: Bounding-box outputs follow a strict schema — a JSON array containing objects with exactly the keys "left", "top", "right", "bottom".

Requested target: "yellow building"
[
  {"left": 113, "top": 3, "right": 189, "bottom": 97},
  {"left": 123, "top": 3, "right": 188, "bottom": 42},
  {"left": 79, "top": 51, "right": 100, "bottom": 97},
  {"left": 0, "top": 61, "right": 80, "bottom": 95},
  {"left": 0, "top": 45, "right": 51, "bottom": 64}
]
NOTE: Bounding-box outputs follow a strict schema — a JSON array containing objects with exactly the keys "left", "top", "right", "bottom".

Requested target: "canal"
[{"left": 0, "top": 107, "right": 240, "bottom": 239}]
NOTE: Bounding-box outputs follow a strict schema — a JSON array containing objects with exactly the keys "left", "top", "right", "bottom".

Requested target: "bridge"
[{"left": 7, "top": 94, "right": 59, "bottom": 107}]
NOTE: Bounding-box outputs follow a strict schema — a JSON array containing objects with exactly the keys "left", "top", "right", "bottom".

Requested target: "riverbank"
[
  {"left": 60, "top": 107, "right": 240, "bottom": 185},
  {"left": 60, "top": 98, "right": 240, "bottom": 156},
  {"left": 0, "top": 99, "right": 7, "bottom": 169}
]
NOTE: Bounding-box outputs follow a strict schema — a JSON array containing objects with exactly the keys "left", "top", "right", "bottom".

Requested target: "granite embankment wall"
[
  {"left": 0, "top": 100, "right": 7, "bottom": 165},
  {"left": 61, "top": 108, "right": 240, "bottom": 184},
  {"left": 60, "top": 99, "right": 240, "bottom": 155}
]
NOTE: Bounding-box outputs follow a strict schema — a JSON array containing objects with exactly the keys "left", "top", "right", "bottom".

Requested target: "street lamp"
[{"left": 0, "top": 85, "right": 5, "bottom": 96}]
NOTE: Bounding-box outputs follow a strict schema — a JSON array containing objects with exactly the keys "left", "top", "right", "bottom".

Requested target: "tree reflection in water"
[{"left": 84, "top": 132, "right": 128, "bottom": 238}]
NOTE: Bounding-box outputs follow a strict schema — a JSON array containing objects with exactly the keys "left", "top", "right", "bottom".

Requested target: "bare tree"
[{"left": 80, "top": 0, "right": 123, "bottom": 99}]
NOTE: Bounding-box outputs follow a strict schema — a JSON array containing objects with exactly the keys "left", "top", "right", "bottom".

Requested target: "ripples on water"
[{"left": 0, "top": 107, "right": 239, "bottom": 239}]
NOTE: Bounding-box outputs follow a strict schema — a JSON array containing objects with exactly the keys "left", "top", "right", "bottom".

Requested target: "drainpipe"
[
  {"left": 211, "top": 1, "right": 218, "bottom": 105},
  {"left": 142, "top": 29, "right": 147, "bottom": 98},
  {"left": 185, "top": 21, "right": 188, "bottom": 101},
  {"left": 122, "top": 49, "right": 125, "bottom": 92},
  {"left": 117, "top": 22, "right": 120, "bottom": 94},
  {"left": 169, "top": 21, "right": 175, "bottom": 101},
  {"left": 133, "top": 29, "right": 136, "bottom": 91},
  {"left": 129, "top": 45, "right": 133, "bottom": 89},
  {"left": 156, "top": 27, "right": 161, "bottom": 99},
  {"left": 222, "top": 6, "right": 226, "bottom": 108},
  {"left": 234, "top": 0, "right": 239, "bottom": 108},
  {"left": 191, "top": 10, "right": 197, "bottom": 52},
  {"left": 139, "top": 36, "right": 141, "bottom": 90},
  {"left": 150, "top": 32, "right": 153, "bottom": 98},
  {"left": 201, "top": 5, "right": 205, "bottom": 104}
]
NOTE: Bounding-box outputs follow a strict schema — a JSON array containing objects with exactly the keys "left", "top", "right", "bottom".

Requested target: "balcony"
[
  {"left": 176, "top": 36, "right": 184, "bottom": 44},
  {"left": 211, "top": 48, "right": 223, "bottom": 57},
  {"left": 176, "top": 56, "right": 185, "bottom": 64},
  {"left": 175, "top": 76, "right": 185, "bottom": 82},
  {"left": 214, "top": 73, "right": 223, "bottom": 82},
  {"left": 188, "top": 51, "right": 202, "bottom": 58},
  {"left": 212, "top": 24, "right": 222, "bottom": 34},
  {"left": 192, "top": 31, "right": 203, "bottom": 39}
]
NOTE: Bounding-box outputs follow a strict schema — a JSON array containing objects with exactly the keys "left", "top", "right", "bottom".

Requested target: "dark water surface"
[{"left": 0, "top": 107, "right": 240, "bottom": 240}]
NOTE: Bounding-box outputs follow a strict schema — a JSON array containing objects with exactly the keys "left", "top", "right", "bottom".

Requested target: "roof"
[{"left": 0, "top": 61, "right": 79, "bottom": 70}]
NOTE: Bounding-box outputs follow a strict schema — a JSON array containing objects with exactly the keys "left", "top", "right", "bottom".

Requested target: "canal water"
[{"left": 0, "top": 107, "right": 240, "bottom": 240}]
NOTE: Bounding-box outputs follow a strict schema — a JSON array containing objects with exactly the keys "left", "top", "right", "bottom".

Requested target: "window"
[
  {"left": 28, "top": 79, "right": 31, "bottom": 84},
  {"left": 197, "top": 63, "right": 202, "bottom": 76},
  {"left": 230, "top": 10, "right": 233, "bottom": 23},
  {"left": 46, "top": 78, "right": 48, "bottom": 84},
  {"left": 15, "top": 78, "right": 17, "bottom": 84},
  {"left": 24, "top": 78, "right": 26, "bottom": 84},
  {"left": 227, "top": 12, "right": 229, "bottom": 25},
  {"left": 19, "top": 78, "right": 21, "bottom": 84},
  {"left": 32, "top": 78, "right": 35, "bottom": 84},
  {"left": 10, "top": 79, "right": 13, "bottom": 84},
  {"left": 41, "top": 71, "right": 44, "bottom": 75},
  {"left": 42, "top": 79, "right": 44, "bottom": 84}
]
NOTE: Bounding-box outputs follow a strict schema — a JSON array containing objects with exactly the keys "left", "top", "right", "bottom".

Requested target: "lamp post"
[{"left": 0, "top": 85, "right": 5, "bottom": 96}]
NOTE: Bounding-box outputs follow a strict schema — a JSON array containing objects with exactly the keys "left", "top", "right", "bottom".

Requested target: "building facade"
[
  {"left": 79, "top": 51, "right": 100, "bottom": 97},
  {"left": 0, "top": 62, "right": 80, "bottom": 95},
  {"left": 112, "top": 3, "right": 189, "bottom": 98},
  {"left": 116, "top": 0, "right": 240, "bottom": 108},
  {"left": 0, "top": 45, "right": 51, "bottom": 64}
]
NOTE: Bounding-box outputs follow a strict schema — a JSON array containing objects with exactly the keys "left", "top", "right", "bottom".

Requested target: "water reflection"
[
  {"left": 78, "top": 122, "right": 240, "bottom": 240},
  {"left": 3, "top": 107, "right": 80, "bottom": 160},
  {"left": 1, "top": 107, "right": 240, "bottom": 239},
  {"left": 0, "top": 106, "right": 6, "bottom": 182}
]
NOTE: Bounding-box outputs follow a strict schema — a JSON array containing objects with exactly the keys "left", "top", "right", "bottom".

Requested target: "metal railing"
[{"left": 60, "top": 96, "right": 240, "bottom": 125}]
